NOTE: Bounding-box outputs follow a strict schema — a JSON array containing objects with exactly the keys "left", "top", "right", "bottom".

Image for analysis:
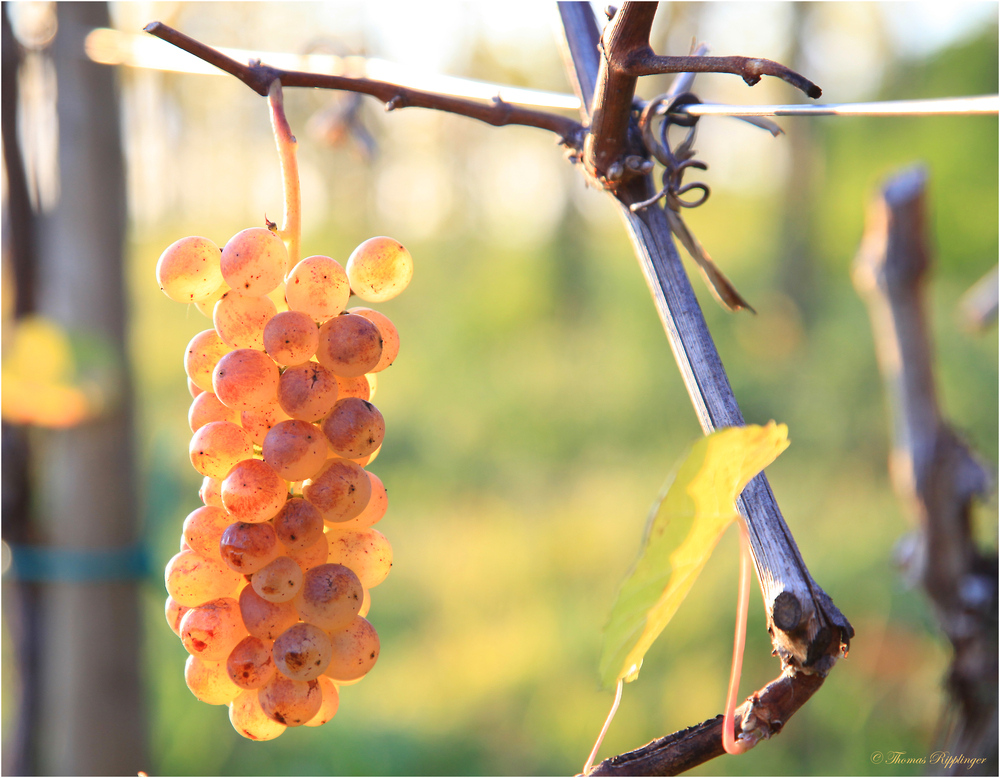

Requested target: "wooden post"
[{"left": 5, "top": 3, "right": 148, "bottom": 773}]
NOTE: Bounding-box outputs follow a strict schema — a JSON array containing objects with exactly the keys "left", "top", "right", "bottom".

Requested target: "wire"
[{"left": 679, "top": 95, "right": 999, "bottom": 118}]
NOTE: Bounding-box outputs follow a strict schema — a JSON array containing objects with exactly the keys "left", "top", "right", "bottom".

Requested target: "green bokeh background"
[{"left": 92, "top": 3, "right": 1000, "bottom": 775}]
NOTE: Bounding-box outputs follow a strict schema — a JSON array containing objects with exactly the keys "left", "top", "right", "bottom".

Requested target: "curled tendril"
[{"left": 631, "top": 92, "right": 711, "bottom": 212}]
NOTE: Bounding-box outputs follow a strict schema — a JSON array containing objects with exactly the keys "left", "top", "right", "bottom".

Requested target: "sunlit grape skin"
[
  {"left": 263, "top": 310, "right": 319, "bottom": 366},
  {"left": 227, "top": 635, "right": 277, "bottom": 690},
  {"left": 212, "top": 348, "right": 280, "bottom": 412},
  {"left": 251, "top": 555, "right": 304, "bottom": 604},
  {"left": 325, "top": 527, "right": 393, "bottom": 589},
  {"left": 272, "top": 622, "right": 333, "bottom": 681},
  {"left": 220, "top": 227, "right": 287, "bottom": 297},
  {"left": 165, "top": 549, "right": 243, "bottom": 607},
  {"left": 284, "top": 255, "right": 351, "bottom": 322},
  {"left": 303, "top": 676, "right": 340, "bottom": 727},
  {"left": 347, "top": 307, "right": 399, "bottom": 372},
  {"left": 188, "top": 391, "right": 240, "bottom": 432},
  {"left": 334, "top": 471, "right": 388, "bottom": 530},
  {"left": 273, "top": 497, "right": 325, "bottom": 551},
  {"left": 179, "top": 597, "right": 247, "bottom": 661},
  {"left": 239, "top": 582, "right": 300, "bottom": 639},
  {"left": 156, "top": 235, "right": 224, "bottom": 303},
  {"left": 315, "top": 314, "right": 383, "bottom": 378},
  {"left": 293, "top": 563, "right": 363, "bottom": 632},
  {"left": 189, "top": 421, "right": 254, "bottom": 479},
  {"left": 165, "top": 596, "right": 190, "bottom": 637},
  {"left": 258, "top": 674, "right": 323, "bottom": 727},
  {"left": 213, "top": 291, "right": 277, "bottom": 351},
  {"left": 321, "top": 397, "right": 385, "bottom": 460},
  {"left": 303, "top": 457, "right": 372, "bottom": 524},
  {"left": 219, "top": 520, "right": 281, "bottom": 573},
  {"left": 184, "top": 329, "right": 230, "bottom": 393},
  {"left": 229, "top": 689, "right": 286, "bottom": 741},
  {"left": 346, "top": 236, "right": 413, "bottom": 303},
  {"left": 221, "top": 458, "right": 288, "bottom": 523},
  {"left": 185, "top": 654, "right": 242, "bottom": 706},
  {"left": 241, "top": 400, "right": 293, "bottom": 446},
  {"left": 181, "top": 505, "right": 232, "bottom": 559},
  {"left": 324, "top": 616, "right": 380, "bottom": 682},
  {"left": 277, "top": 361, "right": 339, "bottom": 422},
  {"left": 286, "top": 533, "right": 328, "bottom": 574},
  {"left": 263, "top": 420, "right": 329, "bottom": 482}
]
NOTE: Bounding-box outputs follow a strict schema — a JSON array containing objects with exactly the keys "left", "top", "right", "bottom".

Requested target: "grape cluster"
[{"left": 157, "top": 227, "right": 411, "bottom": 740}]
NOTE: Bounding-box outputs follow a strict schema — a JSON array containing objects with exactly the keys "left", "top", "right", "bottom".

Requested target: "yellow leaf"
[{"left": 599, "top": 423, "right": 789, "bottom": 687}]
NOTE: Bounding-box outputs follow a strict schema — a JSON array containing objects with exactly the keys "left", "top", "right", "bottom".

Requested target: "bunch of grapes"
[{"left": 157, "top": 225, "right": 412, "bottom": 740}]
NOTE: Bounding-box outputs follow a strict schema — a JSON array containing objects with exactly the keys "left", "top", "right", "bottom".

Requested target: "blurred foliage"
[{"left": 110, "top": 3, "right": 1000, "bottom": 776}]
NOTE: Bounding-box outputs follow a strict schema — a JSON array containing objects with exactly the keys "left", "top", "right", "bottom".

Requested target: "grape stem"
[
  {"left": 267, "top": 79, "right": 301, "bottom": 275},
  {"left": 722, "top": 520, "right": 752, "bottom": 756}
]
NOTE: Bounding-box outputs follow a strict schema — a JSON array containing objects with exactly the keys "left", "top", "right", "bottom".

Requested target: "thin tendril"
[
  {"left": 723, "top": 520, "right": 752, "bottom": 756},
  {"left": 583, "top": 679, "right": 623, "bottom": 775}
]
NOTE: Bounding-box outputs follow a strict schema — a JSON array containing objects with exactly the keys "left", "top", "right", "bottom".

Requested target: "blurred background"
[{"left": 2, "top": 1, "right": 996, "bottom": 775}]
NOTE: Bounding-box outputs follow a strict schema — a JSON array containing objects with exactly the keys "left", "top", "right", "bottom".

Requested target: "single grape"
[
  {"left": 302, "top": 458, "right": 372, "bottom": 524},
  {"left": 273, "top": 497, "right": 325, "bottom": 551},
  {"left": 185, "top": 654, "right": 242, "bottom": 706},
  {"left": 263, "top": 420, "right": 329, "bottom": 482},
  {"left": 292, "top": 563, "right": 363, "bottom": 632},
  {"left": 165, "top": 549, "right": 244, "bottom": 607},
  {"left": 179, "top": 597, "right": 247, "bottom": 661},
  {"left": 221, "top": 458, "right": 288, "bottom": 523},
  {"left": 220, "top": 521, "right": 281, "bottom": 574},
  {"left": 286, "top": 533, "right": 328, "bottom": 573},
  {"left": 184, "top": 329, "right": 230, "bottom": 393},
  {"left": 189, "top": 421, "right": 254, "bottom": 479},
  {"left": 200, "top": 476, "right": 224, "bottom": 508},
  {"left": 303, "top": 676, "right": 339, "bottom": 727},
  {"left": 346, "top": 236, "right": 413, "bottom": 303},
  {"left": 359, "top": 586, "right": 371, "bottom": 618},
  {"left": 182, "top": 505, "right": 232, "bottom": 559},
  {"left": 325, "top": 527, "right": 393, "bottom": 589},
  {"left": 195, "top": 279, "right": 230, "bottom": 318},
  {"left": 188, "top": 391, "right": 240, "bottom": 433},
  {"left": 334, "top": 373, "right": 373, "bottom": 402},
  {"left": 251, "top": 555, "right": 304, "bottom": 604},
  {"left": 165, "top": 595, "right": 190, "bottom": 637},
  {"left": 263, "top": 310, "right": 319, "bottom": 366},
  {"left": 334, "top": 471, "right": 388, "bottom": 529},
  {"left": 277, "top": 361, "right": 339, "bottom": 422},
  {"left": 284, "top": 255, "right": 351, "bottom": 322},
  {"left": 323, "top": 616, "right": 380, "bottom": 682},
  {"left": 239, "top": 581, "right": 300, "bottom": 638},
  {"left": 321, "top": 397, "right": 385, "bottom": 460},
  {"left": 347, "top": 307, "right": 399, "bottom": 372},
  {"left": 240, "top": 399, "right": 293, "bottom": 446},
  {"left": 212, "top": 348, "right": 280, "bottom": 412},
  {"left": 229, "top": 689, "right": 286, "bottom": 740},
  {"left": 272, "top": 622, "right": 333, "bottom": 680},
  {"left": 220, "top": 227, "right": 287, "bottom": 297},
  {"left": 188, "top": 377, "right": 204, "bottom": 399},
  {"left": 156, "top": 235, "right": 224, "bottom": 303},
  {"left": 258, "top": 673, "right": 322, "bottom": 727},
  {"left": 315, "top": 314, "right": 382, "bottom": 378},
  {"left": 227, "top": 635, "right": 277, "bottom": 690},
  {"left": 214, "top": 291, "right": 277, "bottom": 350}
]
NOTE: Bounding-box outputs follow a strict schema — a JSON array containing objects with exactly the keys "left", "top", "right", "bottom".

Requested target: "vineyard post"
[{"left": 1, "top": 3, "right": 147, "bottom": 773}]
